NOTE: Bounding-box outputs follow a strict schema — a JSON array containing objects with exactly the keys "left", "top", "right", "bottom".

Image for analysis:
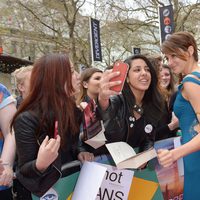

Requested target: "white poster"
[
  {"left": 72, "top": 162, "right": 107, "bottom": 200},
  {"left": 96, "top": 164, "right": 134, "bottom": 200}
]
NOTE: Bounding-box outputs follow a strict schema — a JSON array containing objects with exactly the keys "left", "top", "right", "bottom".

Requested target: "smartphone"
[
  {"left": 54, "top": 121, "right": 58, "bottom": 138},
  {"left": 110, "top": 61, "right": 129, "bottom": 93}
]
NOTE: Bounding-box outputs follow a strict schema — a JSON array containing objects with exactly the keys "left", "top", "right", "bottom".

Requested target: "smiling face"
[
  {"left": 159, "top": 67, "right": 171, "bottom": 89},
  {"left": 161, "top": 32, "right": 198, "bottom": 75},
  {"left": 164, "top": 52, "right": 188, "bottom": 75},
  {"left": 127, "top": 58, "right": 151, "bottom": 94}
]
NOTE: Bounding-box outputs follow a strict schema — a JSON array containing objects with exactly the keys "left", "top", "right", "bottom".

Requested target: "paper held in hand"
[
  {"left": 106, "top": 142, "right": 157, "bottom": 169},
  {"left": 84, "top": 121, "right": 107, "bottom": 149}
]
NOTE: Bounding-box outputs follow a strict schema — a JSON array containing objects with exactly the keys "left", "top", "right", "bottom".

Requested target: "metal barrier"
[{"left": 61, "top": 160, "right": 81, "bottom": 172}]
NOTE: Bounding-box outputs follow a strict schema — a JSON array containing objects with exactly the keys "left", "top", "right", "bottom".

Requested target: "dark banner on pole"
[
  {"left": 89, "top": 18, "right": 102, "bottom": 62},
  {"left": 158, "top": 5, "right": 174, "bottom": 44}
]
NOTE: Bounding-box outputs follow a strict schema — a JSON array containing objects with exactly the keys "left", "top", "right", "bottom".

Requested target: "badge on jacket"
[{"left": 144, "top": 124, "right": 153, "bottom": 134}]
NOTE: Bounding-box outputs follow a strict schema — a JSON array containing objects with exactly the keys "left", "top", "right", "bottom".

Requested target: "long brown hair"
[{"left": 11, "top": 53, "right": 80, "bottom": 145}]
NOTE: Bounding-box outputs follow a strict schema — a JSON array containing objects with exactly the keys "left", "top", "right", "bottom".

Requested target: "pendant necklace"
[
  {"left": 129, "top": 104, "right": 143, "bottom": 128},
  {"left": 133, "top": 104, "right": 143, "bottom": 115}
]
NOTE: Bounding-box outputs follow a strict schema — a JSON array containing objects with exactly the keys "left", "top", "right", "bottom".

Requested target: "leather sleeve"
[
  {"left": 14, "top": 112, "right": 42, "bottom": 177},
  {"left": 96, "top": 95, "right": 122, "bottom": 121},
  {"left": 14, "top": 111, "right": 60, "bottom": 196},
  {"left": 97, "top": 95, "right": 127, "bottom": 142}
]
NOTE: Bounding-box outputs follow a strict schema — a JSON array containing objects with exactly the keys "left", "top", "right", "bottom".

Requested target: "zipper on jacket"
[{"left": 125, "top": 117, "right": 131, "bottom": 142}]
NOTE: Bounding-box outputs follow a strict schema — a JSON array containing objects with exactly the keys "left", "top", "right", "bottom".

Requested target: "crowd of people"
[{"left": 0, "top": 31, "right": 199, "bottom": 200}]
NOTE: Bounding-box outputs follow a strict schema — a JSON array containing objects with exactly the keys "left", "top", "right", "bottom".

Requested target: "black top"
[
  {"left": 14, "top": 110, "right": 81, "bottom": 197},
  {"left": 155, "top": 91, "right": 178, "bottom": 141},
  {"left": 97, "top": 94, "right": 155, "bottom": 153}
]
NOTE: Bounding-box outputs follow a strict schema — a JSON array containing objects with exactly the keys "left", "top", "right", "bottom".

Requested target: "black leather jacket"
[
  {"left": 97, "top": 94, "right": 155, "bottom": 152},
  {"left": 13, "top": 111, "right": 80, "bottom": 197}
]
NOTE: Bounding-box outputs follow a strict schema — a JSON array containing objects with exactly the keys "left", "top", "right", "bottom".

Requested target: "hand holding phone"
[{"left": 110, "top": 61, "right": 129, "bottom": 93}]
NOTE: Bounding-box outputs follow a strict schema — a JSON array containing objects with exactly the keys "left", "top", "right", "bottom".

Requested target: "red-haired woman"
[{"left": 11, "top": 53, "right": 93, "bottom": 198}]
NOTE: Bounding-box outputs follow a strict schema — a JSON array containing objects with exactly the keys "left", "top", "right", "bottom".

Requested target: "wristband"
[{"left": 2, "top": 163, "right": 11, "bottom": 167}]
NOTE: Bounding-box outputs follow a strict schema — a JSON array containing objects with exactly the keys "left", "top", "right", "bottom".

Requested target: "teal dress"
[{"left": 173, "top": 72, "right": 200, "bottom": 200}]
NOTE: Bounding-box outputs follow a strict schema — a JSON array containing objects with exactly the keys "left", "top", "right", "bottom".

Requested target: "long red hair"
[{"left": 11, "top": 53, "right": 80, "bottom": 146}]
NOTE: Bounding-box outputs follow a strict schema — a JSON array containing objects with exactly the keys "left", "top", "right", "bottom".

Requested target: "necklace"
[
  {"left": 128, "top": 104, "right": 143, "bottom": 128},
  {"left": 133, "top": 104, "right": 143, "bottom": 115}
]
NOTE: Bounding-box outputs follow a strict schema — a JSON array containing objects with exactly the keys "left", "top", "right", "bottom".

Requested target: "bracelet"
[{"left": 2, "top": 163, "right": 11, "bottom": 167}]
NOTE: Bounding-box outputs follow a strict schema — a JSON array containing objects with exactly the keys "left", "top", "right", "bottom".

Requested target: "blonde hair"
[{"left": 12, "top": 65, "right": 33, "bottom": 85}]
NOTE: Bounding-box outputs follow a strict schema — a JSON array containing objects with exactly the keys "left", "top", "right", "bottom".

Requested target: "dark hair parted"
[
  {"left": 76, "top": 68, "right": 103, "bottom": 105},
  {"left": 123, "top": 54, "right": 164, "bottom": 126},
  {"left": 11, "top": 53, "right": 80, "bottom": 147},
  {"left": 162, "top": 31, "right": 198, "bottom": 62}
]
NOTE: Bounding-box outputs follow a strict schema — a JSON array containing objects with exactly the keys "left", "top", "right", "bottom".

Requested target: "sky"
[{"left": 81, "top": 0, "right": 198, "bottom": 17}]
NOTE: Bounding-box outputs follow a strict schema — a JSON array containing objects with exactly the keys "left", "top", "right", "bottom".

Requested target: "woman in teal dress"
[{"left": 157, "top": 32, "right": 200, "bottom": 200}]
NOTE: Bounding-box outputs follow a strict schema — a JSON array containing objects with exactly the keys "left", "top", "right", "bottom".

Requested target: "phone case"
[{"left": 110, "top": 61, "right": 129, "bottom": 93}]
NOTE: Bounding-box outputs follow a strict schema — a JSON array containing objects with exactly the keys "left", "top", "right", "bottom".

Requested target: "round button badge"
[
  {"left": 165, "top": 34, "right": 172, "bottom": 40},
  {"left": 144, "top": 124, "right": 153, "bottom": 134},
  {"left": 164, "top": 25, "right": 172, "bottom": 34},
  {"left": 163, "top": 8, "right": 170, "bottom": 17}
]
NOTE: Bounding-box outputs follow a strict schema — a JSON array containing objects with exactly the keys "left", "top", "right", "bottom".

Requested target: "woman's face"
[
  {"left": 127, "top": 58, "right": 151, "bottom": 93},
  {"left": 18, "top": 71, "right": 32, "bottom": 99},
  {"left": 159, "top": 67, "right": 171, "bottom": 89},
  {"left": 164, "top": 52, "right": 188, "bottom": 74},
  {"left": 83, "top": 72, "right": 102, "bottom": 96}
]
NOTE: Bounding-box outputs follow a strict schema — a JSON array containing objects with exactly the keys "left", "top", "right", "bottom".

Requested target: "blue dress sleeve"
[{"left": 0, "top": 83, "right": 16, "bottom": 109}]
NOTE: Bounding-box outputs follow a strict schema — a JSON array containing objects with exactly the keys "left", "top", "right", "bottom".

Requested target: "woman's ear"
[
  {"left": 18, "top": 83, "right": 25, "bottom": 93},
  {"left": 83, "top": 81, "right": 88, "bottom": 89},
  {"left": 188, "top": 45, "right": 194, "bottom": 57}
]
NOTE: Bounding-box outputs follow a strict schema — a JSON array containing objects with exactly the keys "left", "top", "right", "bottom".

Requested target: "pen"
[{"left": 54, "top": 120, "right": 58, "bottom": 138}]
